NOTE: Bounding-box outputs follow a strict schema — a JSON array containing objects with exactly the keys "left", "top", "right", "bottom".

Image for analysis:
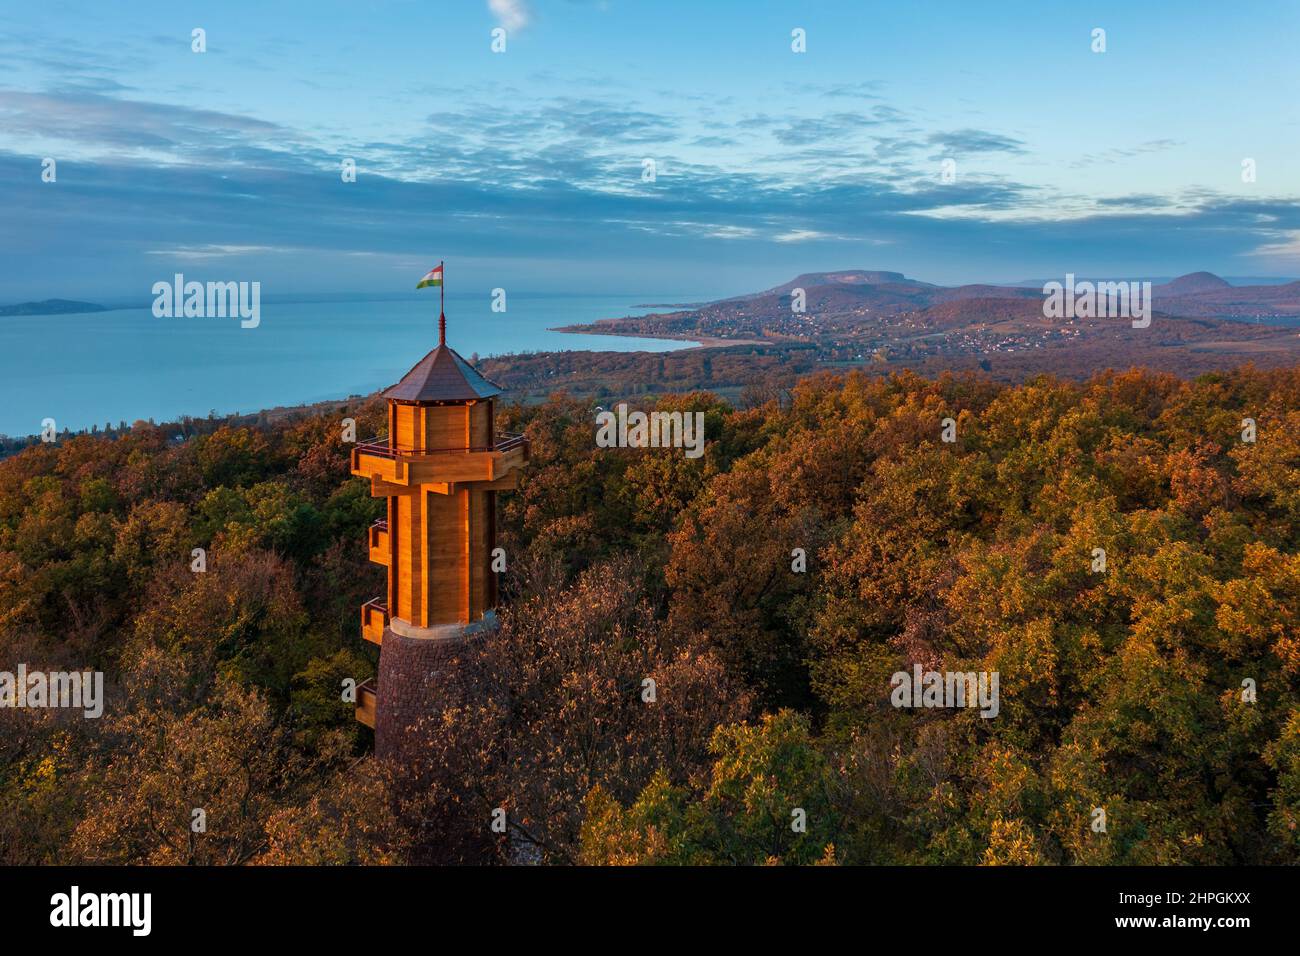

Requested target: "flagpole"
[{"left": 439, "top": 259, "right": 446, "bottom": 346}]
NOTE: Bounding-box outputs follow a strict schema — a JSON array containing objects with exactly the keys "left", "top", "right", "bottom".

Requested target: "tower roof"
[{"left": 382, "top": 343, "right": 502, "bottom": 402}]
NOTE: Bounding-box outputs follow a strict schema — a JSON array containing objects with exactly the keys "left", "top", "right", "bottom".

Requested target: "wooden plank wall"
[
  {"left": 468, "top": 489, "right": 491, "bottom": 620},
  {"left": 424, "top": 404, "right": 468, "bottom": 451},
  {"left": 470, "top": 399, "right": 493, "bottom": 448},
  {"left": 395, "top": 404, "right": 416, "bottom": 450},
  {"left": 423, "top": 486, "right": 469, "bottom": 624},
  {"left": 395, "top": 487, "right": 424, "bottom": 624}
]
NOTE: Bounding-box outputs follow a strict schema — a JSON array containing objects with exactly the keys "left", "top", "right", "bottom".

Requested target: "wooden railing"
[
  {"left": 367, "top": 521, "right": 389, "bottom": 566},
  {"left": 361, "top": 598, "right": 388, "bottom": 645},
  {"left": 354, "top": 433, "right": 526, "bottom": 459},
  {"left": 355, "top": 677, "right": 377, "bottom": 729}
]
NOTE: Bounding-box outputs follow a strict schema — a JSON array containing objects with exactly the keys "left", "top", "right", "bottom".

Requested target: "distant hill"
[
  {"left": 1154, "top": 271, "right": 1233, "bottom": 295},
  {"left": 726, "top": 270, "right": 932, "bottom": 303},
  {"left": 551, "top": 266, "right": 1300, "bottom": 383},
  {"left": 699, "top": 269, "right": 1300, "bottom": 321},
  {"left": 0, "top": 299, "right": 110, "bottom": 316},
  {"left": 717, "top": 269, "right": 1300, "bottom": 322},
  {"left": 782, "top": 269, "right": 916, "bottom": 289},
  {"left": 562, "top": 269, "right": 1300, "bottom": 334},
  {"left": 909, "top": 297, "right": 1050, "bottom": 329},
  {"left": 1155, "top": 279, "right": 1300, "bottom": 319}
]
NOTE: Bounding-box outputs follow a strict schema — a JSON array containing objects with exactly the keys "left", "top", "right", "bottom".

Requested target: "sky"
[{"left": 1, "top": 0, "right": 1298, "bottom": 301}]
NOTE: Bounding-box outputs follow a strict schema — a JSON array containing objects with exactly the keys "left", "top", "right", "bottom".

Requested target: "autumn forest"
[{"left": 3, "top": 363, "right": 1299, "bottom": 865}]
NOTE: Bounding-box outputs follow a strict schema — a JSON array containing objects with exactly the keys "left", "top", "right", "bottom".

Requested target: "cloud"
[
  {"left": 423, "top": 98, "right": 679, "bottom": 159},
  {"left": 1093, "top": 194, "right": 1176, "bottom": 209},
  {"left": 774, "top": 230, "right": 831, "bottom": 243},
  {"left": 1069, "top": 139, "right": 1183, "bottom": 169},
  {"left": 791, "top": 80, "right": 884, "bottom": 101},
  {"left": 925, "top": 129, "right": 1026, "bottom": 155},
  {"left": 144, "top": 244, "right": 296, "bottom": 260},
  {"left": 0, "top": 89, "right": 295, "bottom": 164},
  {"left": 1, "top": 76, "right": 1296, "bottom": 296},
  {"left": 771, "top": 111, "right": 894, "bottom": 146},
  {"left": 1246, "top": 230, "right": 1300, "bottom": 263},
  {"left": 688, "top": 135, "right": 739, "bottom": 148},
  {"left": 699, "top": 224, "right": 759, "bottom": 240},
  {"left": 488, "top": 0, "right": 531, "bottom": 32}
]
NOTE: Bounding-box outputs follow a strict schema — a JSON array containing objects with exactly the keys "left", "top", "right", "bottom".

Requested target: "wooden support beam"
[
  {"left": 471, "top": 472, "right": 519, "bottom": 492},
  {"left": 370, "top": 477, "right": 414, "bottom": 497},
  {"left": 370, "top": 477, "right": 450, "bottom": 497}
]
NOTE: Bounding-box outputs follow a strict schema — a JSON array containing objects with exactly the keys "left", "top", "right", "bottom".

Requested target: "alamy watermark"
[
  {"left": 1, "top": 665, "right": 104, "bottom": 718},
  {"left": 1042, "top": 273, "right": 1151, "bottom": 329},
  {"left": 50, "top": 886, "right": 150, "bottom": 936},
  {"left": 152, "top": 273, "right": 261, "bottom": 328},
  {"left": 595, "top": 403, "right": 705, "bottom": 459},
  {"left": 890, "top": 665, "right": 999, "bottom": 718}
]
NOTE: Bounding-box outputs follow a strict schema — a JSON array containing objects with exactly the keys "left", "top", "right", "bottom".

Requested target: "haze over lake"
[{"left": 0, "top": 293, "right": 693, "bottom": 438}]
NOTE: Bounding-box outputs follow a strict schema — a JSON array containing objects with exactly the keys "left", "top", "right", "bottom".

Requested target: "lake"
[{"left": 0, "top": 293, "right": 694, "bottom": 438}]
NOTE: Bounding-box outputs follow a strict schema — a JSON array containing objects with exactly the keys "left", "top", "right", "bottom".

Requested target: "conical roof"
[{"left": 382, "top": 342, "right": 502, "bottom": 402}]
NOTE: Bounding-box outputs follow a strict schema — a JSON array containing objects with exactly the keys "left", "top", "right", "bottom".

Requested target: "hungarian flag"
[{"left": 416, "top": 264, "right": 443, "bottom": 289}]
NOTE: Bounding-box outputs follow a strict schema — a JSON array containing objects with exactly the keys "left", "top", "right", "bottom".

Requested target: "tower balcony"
[
  {"left": 351, "top": 434, "right": 528, "bottom": 490},
  {"left": 361, "top": 598, "right": 388, "bottom": 646},
  {"left": 355, "top": 677, "right": 377, "bottom": 729},
  {"left": 368, "top": 519, "right": 389, "bottom": 565}
]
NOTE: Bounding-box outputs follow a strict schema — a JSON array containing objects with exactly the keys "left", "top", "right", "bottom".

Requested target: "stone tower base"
[{"left": 374, "top": 614, "right": 496, "bottom": 765}]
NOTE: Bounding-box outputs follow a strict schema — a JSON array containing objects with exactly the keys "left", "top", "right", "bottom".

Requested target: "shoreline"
[
  {"left": 0, "top": 328, "right": 740, "bottom": 443},
  {"left": 550, "top": 325, "right": 766, "bottom": 349}
]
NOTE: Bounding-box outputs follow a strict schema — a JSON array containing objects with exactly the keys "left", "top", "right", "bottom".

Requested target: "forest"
[{"left": 2, "top": 362, "right": 1299, "bottom": 865}]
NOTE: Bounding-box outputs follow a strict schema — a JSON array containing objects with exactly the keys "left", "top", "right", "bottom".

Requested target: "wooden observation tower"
[{"left": 351, "top": 305, "right": 527, "bottom": 758}]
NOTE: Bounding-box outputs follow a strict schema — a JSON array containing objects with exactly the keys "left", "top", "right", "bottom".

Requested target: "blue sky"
[{"left": 1, "top": 0, "right": 1297, "bottom": 300}]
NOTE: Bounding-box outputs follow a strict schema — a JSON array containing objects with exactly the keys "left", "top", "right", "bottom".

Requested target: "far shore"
[{"left": 550, "top": 325, "right": 765, "bottom": 349}]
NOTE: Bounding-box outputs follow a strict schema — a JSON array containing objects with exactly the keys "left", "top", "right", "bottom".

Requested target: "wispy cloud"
[
  {"left": 774, "top": 229, "right": 851, "bottom": 243},
  {"left": 1247, "top": 230, "right": 1300, "bottom": 263},
  {"left": 1069, "top": 139, "right": 1184, "bottom": 169},
  {"left": 144, "top": 244, "right": 296, "bottom": 260},
  {"left": 0, "top": 90, "right": 296, "bottom": 165},
  {"left": 926, "top": 129, "right": 1026, "bottom": 156},
  {"left": 770, "top": 109, "right": 900, "bottom": 146},
  {"left": 488, "top": 0, "right": 531, "bottom": 32}
]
